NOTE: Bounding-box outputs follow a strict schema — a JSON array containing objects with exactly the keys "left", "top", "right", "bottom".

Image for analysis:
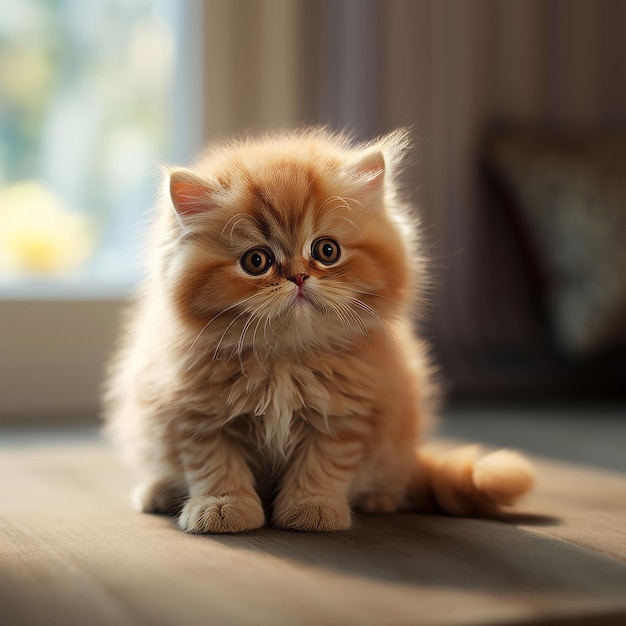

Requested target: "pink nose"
[{"left": 287, "top": 274, "right": 309, "bottom": 288}]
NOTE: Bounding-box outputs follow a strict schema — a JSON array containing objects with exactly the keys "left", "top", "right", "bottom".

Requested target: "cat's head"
[{"left": 159, "top": 129, "right": 421, "bottom": 355}]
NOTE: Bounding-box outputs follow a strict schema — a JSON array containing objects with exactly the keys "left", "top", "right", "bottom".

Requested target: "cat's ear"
[
  {"left": 346, "top": 149, "right": 386, "bottom": 191},
  {"left": 345, "top": 130, "right": 409, "bottom": 199},
  {"left": 169, "top": 168, "right": 217, "bottom": 216}
]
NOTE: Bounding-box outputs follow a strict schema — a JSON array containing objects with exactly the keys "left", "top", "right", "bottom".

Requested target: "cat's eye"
[
  {"left": 240, "top": 248, "right": 274, "bottom": 275},
  {"left": 311, "top": 238, "right": 341, "bottom": 265}
]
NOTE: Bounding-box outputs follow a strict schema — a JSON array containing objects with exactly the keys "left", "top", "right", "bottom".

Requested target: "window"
[
  {"left": 0, "top": 0, "right": 197, "bottom": 296},
  {"left": 0, "top": 0, "right": 202, "bottom": 417}
]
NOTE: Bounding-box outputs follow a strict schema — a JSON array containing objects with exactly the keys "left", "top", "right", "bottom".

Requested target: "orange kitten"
[{"left": 104, "top": 129, "right": 533, "bottom": 533}]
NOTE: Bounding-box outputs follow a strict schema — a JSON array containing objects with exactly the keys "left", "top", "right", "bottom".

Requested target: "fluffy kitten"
[{"left": 104, "top": 128, "right": 533, "bottom": 533}]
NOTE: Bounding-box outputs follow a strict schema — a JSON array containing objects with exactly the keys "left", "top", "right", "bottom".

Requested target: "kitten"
[{"left": 104, "top": 128, "right": 533, "bottom": 533}]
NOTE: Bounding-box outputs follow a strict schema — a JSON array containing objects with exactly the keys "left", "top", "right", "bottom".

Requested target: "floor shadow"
[
  {"left": 495, "top": 511, "right": 562, "bottom": 527},
  {"left": 200, "top": 512, "right": 626, "bottom": 596}
]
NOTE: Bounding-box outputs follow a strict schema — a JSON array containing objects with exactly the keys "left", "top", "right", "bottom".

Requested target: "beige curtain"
[{"left": 198, "top": 0, "right": 626, "bottom": 392}]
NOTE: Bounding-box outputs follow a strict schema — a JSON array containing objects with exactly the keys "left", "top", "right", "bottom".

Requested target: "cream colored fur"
[{"left": 104, "top": 129, "right": 534, "bottom": 533}]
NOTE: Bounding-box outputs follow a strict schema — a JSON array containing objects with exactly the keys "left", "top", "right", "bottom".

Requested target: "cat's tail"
[{"left": 411, "top": 445, "right": 535, "bottom": 516}]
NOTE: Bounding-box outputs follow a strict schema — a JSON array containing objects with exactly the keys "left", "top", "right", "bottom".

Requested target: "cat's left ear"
[
  {"left": 346, "top": 149, "right": 386, "bottom": 192},
  {"left": 344, "top": 130, "right": 409, "bottom": 203},
  {"left": 169, "top": 168, "right": 218, "bottom": 216}
]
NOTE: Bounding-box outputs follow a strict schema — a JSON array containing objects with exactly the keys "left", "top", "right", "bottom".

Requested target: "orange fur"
[{"left": 104, "top": 128, "right": 534, "bottom": 533}]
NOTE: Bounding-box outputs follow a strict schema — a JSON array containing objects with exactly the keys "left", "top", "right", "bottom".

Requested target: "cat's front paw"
[
  {"left": 178, "top": 494, "right": 265, "bottom": 533},
  {"left": 272, "top": 499, "right": 351, "bottom": 531}
]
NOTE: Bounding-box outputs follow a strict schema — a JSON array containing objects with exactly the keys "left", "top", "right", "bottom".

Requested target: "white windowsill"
[
  {"left": 0, "top": 276, "right": 136, "bottom": 301},
  {"left": 0, "top": 296, "right": 127, "bottom": 421}
]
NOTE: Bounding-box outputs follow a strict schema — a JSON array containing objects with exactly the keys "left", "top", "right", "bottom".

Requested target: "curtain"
[{"left": 199, "top": 0, "right": 626, "bottom": 394}]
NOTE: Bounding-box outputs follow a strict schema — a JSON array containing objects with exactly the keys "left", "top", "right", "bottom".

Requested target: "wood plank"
[{"left": 1, "top": 432, "right": 625, "bottom": 625}]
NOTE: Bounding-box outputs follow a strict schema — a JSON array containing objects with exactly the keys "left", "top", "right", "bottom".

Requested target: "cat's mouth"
[
  {"left": 279, "top": 280, "right": 327, "bottom": 317},
  {"left": 294, "top": 290, "right": 310, "bottom": 305},
  {"left": 286, "top": 274, "right": 312, "bottom": 308},
  {"left": 286, "top": 279, "right": 311, "bottom": 306},
  {"left": 287, "top": 285, "right": 322, "bottom": 313}
]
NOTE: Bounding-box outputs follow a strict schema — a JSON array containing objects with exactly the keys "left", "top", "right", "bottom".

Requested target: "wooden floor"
[{"left": 2, "top": 419, "right": 626, "bottom": 626}]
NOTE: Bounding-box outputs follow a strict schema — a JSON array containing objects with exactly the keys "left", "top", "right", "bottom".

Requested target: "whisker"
[
  {"left": 236, "top": 304, "right": 268, "bottom": 373},
  {"left": 351, "top": 298, "right": 382, "bottom": 320},
  {"left": 340, "top": 301, "right": 369, "bottom": 339},
  {"left": 350, "top": 297, "right": 389, "bottom": 339},
  {"left": 351, "top": 289, "right": 402, "bottom": 304},
  {"left": 338, "top": 216, "right": 364, "bottom": 239},
  {"left": 341, "top": 195, "right": 367, "bottom": 211},
  {"left": 325, "top": 298, "right": 351, "bottom": 336},
  {"left": 212, "top": 304, "right": 257, "bottom": 361},
  {"left": 263, "top": 299, "right": 283, "bottom": 351},
  {"left": 242, "top": 315, "right": 270, "bottom": 376},
  {"left": 323, "top": 291, "right": 368, "bottom": 341},
  {"left": 252, "top": 294, "right": 282, "bottom": 363},
  {"left": 188, "top": 292, "right": 260, "bottom": 353},
  {"left": 322, "top": 268, "right": 352, "bottom": 281},
  {"left": 251, "top": 314, "right": 269, "bottom": 371},
  {"left": 317, "top": 195, "right": 354, "bottom": 215},
  {"left": 220, "top": 212, "right": 259, "bottom": 237}
]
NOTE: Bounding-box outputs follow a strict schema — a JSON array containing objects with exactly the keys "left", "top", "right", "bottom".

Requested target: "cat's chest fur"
[{"left": 190, "top": 349, "right": 377, "bottom": 456}]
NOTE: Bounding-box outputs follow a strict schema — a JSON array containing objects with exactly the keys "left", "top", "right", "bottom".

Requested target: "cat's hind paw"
[
  {"left": 178, "top": 494, "right": 265, "bottom": 533},
  {"left": 354, "top": 491, "right": 400, "bottom": 514},
  {"left": 132, "top": 477, "right": 188, "bottom": 516}
]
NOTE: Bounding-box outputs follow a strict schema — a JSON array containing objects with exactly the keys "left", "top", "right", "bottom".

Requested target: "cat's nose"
[{"left": 287, "top": 274, "right": 309, "bottom": 288}]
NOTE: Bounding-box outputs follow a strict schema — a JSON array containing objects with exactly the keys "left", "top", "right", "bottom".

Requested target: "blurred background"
[{"left": 1, "top": 0, "right": 625, "bottom": 429}]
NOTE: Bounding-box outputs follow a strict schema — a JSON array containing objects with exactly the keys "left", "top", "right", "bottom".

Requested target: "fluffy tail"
[{"left": 412, "top": 445, "right": 535, "bottom": 516}]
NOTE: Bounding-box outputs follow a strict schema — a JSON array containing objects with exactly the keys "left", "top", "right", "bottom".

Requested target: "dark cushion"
[{"left": 485, "top": 127, "right": 626, "bottom": 355}]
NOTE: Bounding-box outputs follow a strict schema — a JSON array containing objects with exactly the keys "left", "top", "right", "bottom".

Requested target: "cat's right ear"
[{"left": 169, "top": 168, "right": 217, "bottom": 216}]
